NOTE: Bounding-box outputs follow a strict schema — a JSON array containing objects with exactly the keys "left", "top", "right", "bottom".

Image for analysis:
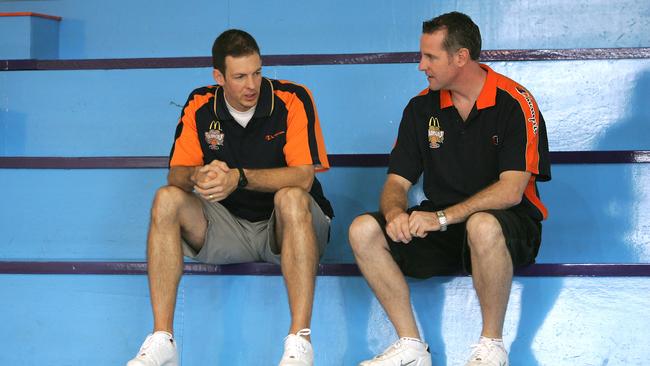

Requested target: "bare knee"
[
  {"left": 151, "top": 185, "right": 190, "bottom": 224},
  {"left": 274, "top": 187, "right": 311, "bottom": 223},
  {"left": 466, "top": 212, "right": 505, "bottom": 256},
  {"left": 349, "top": 214, "right": 388, "bottom": 256}
]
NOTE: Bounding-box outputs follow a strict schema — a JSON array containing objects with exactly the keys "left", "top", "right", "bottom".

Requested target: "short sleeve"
[
  {"left": 169, "top": 92, "right": 209, "bottom": 167},
  {"left": 281, "top": 83, "right": 330, "bottom": 171},
  {"left": 387, "top": 102, "right": 423, "bottom": 184}
]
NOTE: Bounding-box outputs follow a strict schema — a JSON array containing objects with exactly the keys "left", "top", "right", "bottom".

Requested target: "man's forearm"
[
  {"left": 244, "top": 165, "right": 315, "bottom": 192},
  {"left": 380, "top": 179, "right": 409, "bottom": 221},
  {"left": 167, "top": 166, "right": 200, "bottom": 192},
  {"left": 444, "top": 172, "right": 530, "bottom": 225}
]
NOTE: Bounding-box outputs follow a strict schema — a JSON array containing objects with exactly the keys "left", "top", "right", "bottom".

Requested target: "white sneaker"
[
  {"left": 359, "top": 337, "right": 431, "bottom": 366},
  {"left": 465, "top": 337, "right": 509, "bottom": 366},
  {"left": 278, "top": 328, "right": 313, "bottom": 366},
  {"left": 126, "top": 331, "right": 179, "bottom": 366}
]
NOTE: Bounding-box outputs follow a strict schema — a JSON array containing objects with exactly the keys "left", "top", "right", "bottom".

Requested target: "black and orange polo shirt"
[
  {"left": 169, "top": 77, "right": 333, "bottom": 222},
  {"left": 389, "top": 64, "right": 551, "bottom": 221}
]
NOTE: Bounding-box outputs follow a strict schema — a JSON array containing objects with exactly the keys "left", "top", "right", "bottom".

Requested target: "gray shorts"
[{"left": 181, "top": 195, "right": 331, "bottom": 265}]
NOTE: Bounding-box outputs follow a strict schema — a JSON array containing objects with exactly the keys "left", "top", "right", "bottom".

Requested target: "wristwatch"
[
  {"left": 435, "top": 210, "right": 448, "bottom": 232},
  {"left": 237, "top": 167, "right": 248, "bottom": 188}
]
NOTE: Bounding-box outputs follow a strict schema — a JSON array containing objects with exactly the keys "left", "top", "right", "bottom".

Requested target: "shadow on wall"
[
  {"left": 508, "top": 68, "right": 650, "bottom": 365},
  {"left": 319, "top": 168, "right": 387, "bottom": 263},
  {"left": 509, "top": 277, "right": 561, "bottom": 365},
  {"left": 0, "top": 110, "right": 26, "bottom": 155},
  {"left": 599, "top": 69, "right": 650, "bottom": 151},
  {"left": 411, "top": 277, "right": 453, "bottom": 366},
  {"left": 60, "top": 19, "right": 87, "bottom": 58},
  {"left": 593, "top": 68, "right": 650, "bottom": 261},
  {"left": 550, "top": 68, "right": 650, "bottom": 263}
]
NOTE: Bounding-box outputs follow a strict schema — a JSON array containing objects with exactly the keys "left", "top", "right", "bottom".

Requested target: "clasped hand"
[
  {"left": 386, "top": 211, "right": 441, "bottom": 244},
  {"left": 192, "top": 160, "right": 238, "bottom": 202}
]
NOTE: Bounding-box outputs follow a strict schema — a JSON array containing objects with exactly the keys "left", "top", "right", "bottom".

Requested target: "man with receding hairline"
[
  {"left": 349, "top": 12, "right": 551, "bottom": 366},
  {"left": 127, "top": 29, "right": 333, "bottom": 366}
]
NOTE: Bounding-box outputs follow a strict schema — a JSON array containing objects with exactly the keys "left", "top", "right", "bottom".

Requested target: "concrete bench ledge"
[
  {"left": 1, "top": 150, "right": 649, "bottom": 169},
  {"left": 2, "top": 261, "right": 650, "bottom": 276},
  {"left": 2, "top": 47, "right": 649, "bottom": 71}
]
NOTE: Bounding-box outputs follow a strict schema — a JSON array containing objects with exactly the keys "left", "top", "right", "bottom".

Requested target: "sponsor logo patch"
[
  {"left": 205, "top": 120, "right": 225, "bottom": 150},
  {"left": 428, "top": 116, "right": 444, "bottom": 149}
]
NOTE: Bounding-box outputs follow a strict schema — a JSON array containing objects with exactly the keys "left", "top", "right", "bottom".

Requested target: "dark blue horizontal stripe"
[
  {"left": 2, "top": 47, "right": 649, "bottom": 71},
  {"left": 1, "top": 151, "right": 649, "bottom": 169},
  {"left": 1, "top": 261, "right": 649, "bottom": 277}
]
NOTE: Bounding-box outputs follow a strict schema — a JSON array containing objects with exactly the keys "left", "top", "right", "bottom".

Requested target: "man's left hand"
[
  {"left": 194, "top": 163, "right": 239, "bottom": 202},
  {"left": 408, "top": 211, "right": 441, "bottom": 237}
]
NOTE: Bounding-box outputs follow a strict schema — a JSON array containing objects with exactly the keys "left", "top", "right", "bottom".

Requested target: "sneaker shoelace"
[
  {"left": 284, "top": 329, "right": 311, "bottom": 359},
  {"left": 137, "top": 334, "right": 172, "bottom": 360},
  {"left": 373, "top": 340, "right": 404, "bottom": 360},
  {"left": 137, "top": 335, "right": 156, "bottom": 357},
  {"left": 469, "top": 341, "right": 498, "bottom": 361}
]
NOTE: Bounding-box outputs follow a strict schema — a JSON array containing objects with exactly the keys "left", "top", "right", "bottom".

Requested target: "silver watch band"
[{"left": 436, "top": 210, "right": 448, "bottom": 232}]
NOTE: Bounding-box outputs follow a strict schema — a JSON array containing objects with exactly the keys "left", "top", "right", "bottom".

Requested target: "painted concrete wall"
[
  {"left": 0, "top": 0, "right": 648, "bottom": 58},
  {"left": 2, "top": 274, "right": 649, "bottom": 365}
]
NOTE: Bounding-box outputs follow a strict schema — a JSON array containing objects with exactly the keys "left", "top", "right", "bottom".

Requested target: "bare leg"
[
  {"left": 349, "top": 215, "right": 420, "bottom": 339},
  {"left": 274, "top": 187, "right": 319, "bottom": 340},
  {"left": 466, "top": 212, "right": 513, "bottom": 339},
  {"left": 147, "top": 186, "right": 207, "bottom": 334}
]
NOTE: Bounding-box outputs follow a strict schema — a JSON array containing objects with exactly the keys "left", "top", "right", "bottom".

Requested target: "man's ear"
[
  {"left": 213, "top": 69, "right": 225, "bottom": 85},
  {"left": 455, "top": 48, "right": 470, "bottom": 67}
]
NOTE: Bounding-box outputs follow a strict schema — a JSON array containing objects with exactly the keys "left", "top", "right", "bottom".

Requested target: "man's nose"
[
  {"left": 418, "top": 57, "right": 426, "bottom": 71},
  {"left": 245, "top": 75, "right": 255, "bottom": 89}
]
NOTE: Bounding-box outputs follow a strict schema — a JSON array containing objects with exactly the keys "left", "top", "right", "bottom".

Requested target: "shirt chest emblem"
[
  {"left": 265, "top": 130, "right": 285, "bottom": 141},
  {"left": 428, "top": 116, "right": 444, "bottom": 149},
  {"left": 205, "top": 121, "right": 225, "bottom": 150}
]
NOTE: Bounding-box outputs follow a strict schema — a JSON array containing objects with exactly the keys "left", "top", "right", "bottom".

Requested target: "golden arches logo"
[
  {"left": 205, "top": 120, "right": 225, "bottom": 150},
  {"left": 428, "top": 116, "right": 444, "bottom": 149},
  {"left": 209, "top": 120, "right": 221, "bottom": 131}
]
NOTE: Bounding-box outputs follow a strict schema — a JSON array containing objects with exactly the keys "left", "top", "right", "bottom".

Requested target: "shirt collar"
[
  {"left": 439, "top": 63, "right": 498, "bottom": 110},
  {"left": 214, "top": 77, "right": 274, "bottom": 121}
]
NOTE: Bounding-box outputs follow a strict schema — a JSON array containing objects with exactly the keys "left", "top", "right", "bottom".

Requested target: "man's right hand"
[
  {"left": 191, "top": 160, "right": 236, "bottom": 202},
  {"left": 385, "top": 210, "right": 413, "bottom": 244},
  {"left": 191, "top": 160, "right": 229, "bottom": 185}
]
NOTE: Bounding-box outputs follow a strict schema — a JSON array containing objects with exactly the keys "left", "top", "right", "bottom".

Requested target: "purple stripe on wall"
[
  {"left": 1, "top": 151, "right": 649, "bottom": 169},
  {"left": 0, "top": 156, "right": 168, "bottom": 169},
  {"left": 2, "top": 47, "right": 649, "bottom": 71},
  {"left": 1, "top": 261, "right": 649, "bottom": 277}
]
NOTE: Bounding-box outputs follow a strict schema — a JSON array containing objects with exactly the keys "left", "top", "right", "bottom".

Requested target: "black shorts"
[{"left": 366, "top": 205, "right": 542, "bottom": 279}]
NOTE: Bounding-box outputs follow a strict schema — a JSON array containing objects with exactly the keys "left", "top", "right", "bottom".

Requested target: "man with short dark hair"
[
  {"left": 349, "top": 12, "right": 550, "bottom": 366},
  {"left": 127, "top": 29, "right": 333, "bottom": 366}
]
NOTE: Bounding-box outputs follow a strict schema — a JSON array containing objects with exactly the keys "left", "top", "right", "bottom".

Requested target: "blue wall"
[
  {"left": 1, "top": 0, "right": 650, "bottom": 365},
  {"left": 2, "top": 274, "right": 649, "bottom": 365},
  {"left": 0, "top": 0, "right": 649, "bottom": 58}
]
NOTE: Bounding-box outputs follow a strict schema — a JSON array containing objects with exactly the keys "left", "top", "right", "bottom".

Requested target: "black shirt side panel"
[{"left": 535, "top": 111, "right": 551, "bottom": 182}]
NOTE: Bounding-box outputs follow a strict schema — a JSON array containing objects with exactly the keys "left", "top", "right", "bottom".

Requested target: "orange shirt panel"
[
  {"left": 499, "top": 79, "right": 541, "bottom": 176},
  {"left": 275, "top": 86, "right": 329, "bottom": 172},
  {"left": 169, "top": 93, "right": 211, "bottom": 167}
]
